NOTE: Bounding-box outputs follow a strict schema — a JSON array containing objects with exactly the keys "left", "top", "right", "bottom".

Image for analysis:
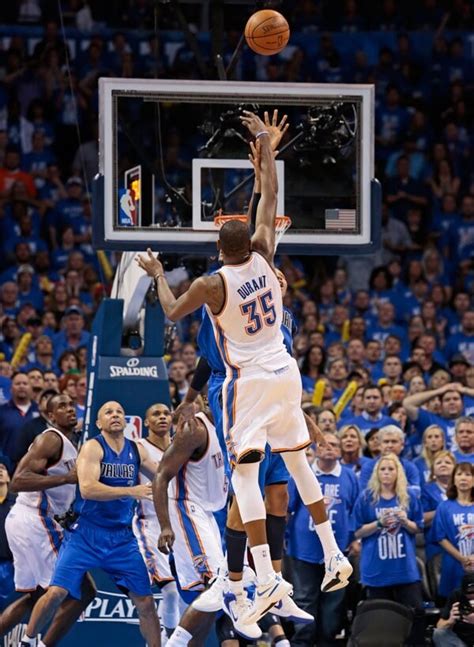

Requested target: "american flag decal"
[{"left": 325, "top": 209, "right": 356, "bottom": 230}]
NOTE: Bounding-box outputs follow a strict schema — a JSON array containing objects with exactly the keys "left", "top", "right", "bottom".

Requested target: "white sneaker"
[
  {"left": 192, "top": 569, "right": 227, "bottom": 612},
  {"left": 271, "top": 593, "right": 314, "bottom": 624},
  {"left": 222, "top": 591, "right": 262, "bottom": 641},
  {"left": 242, "top": 573, "right": 292, "bottom": 625},
  {"left": 321, "top": 551, "right": 353, "bottom": 592}
]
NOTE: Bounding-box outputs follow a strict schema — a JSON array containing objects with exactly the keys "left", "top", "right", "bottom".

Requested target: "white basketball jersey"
[
  {"left": 136, "top": 437, "right": 165, "bottom": 520},
  {"left": 16, "top": 427, "right": 77, "bottom": 516},
  {"left": 208, "top": 252, "right": 288, "bottom": 371},
  {"left": 171, "top": 412, "right": 228, "bottom": 512}
]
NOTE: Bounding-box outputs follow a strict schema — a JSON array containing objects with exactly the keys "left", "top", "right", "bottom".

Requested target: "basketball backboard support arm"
[{"left": 94, "top": 78, "right": 381, "bottom": 255}]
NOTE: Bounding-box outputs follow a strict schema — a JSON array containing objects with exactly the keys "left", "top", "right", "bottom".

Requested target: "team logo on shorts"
[{"left": 192, "top": 553, "right": 210, "bottom": 574}]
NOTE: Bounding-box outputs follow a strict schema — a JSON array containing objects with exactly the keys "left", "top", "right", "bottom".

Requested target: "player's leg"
[
  {"left": 0, "top": 589, "right": 43, "bottom": 636},
  {"left": 159, "top": 580, "right": 180, "bottom": 639},
  {"left": 20, "top": 585, "right": 69, "bottom": 644},
  {"left": 167, "top": 607, "right": 216, "bottom": 647},
  {"left": 128, "top": 592, "right": 161, "bottom": 647},
  {"left": 40, "top": 573, "right": 96, "bottom": 646},
  {"left": 272, "top": 362, "right": 352, "bottom": 593}
]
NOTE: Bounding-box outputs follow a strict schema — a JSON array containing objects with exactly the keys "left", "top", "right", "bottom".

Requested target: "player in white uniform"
[
  {"left": 152, "top": 407, "right": 228, "bottom": 646},
  {"left": 137, "top": 109, "right": 352, "bottom": 627},
  {"left": 132, "top": 403, "right": 180, "bottom": 641},
  {"left": 1, "top": 394, "right": 95, "bottom": 644}
]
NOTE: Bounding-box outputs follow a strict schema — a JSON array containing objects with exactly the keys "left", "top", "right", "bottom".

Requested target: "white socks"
[
  {"left": 166, "top": 626, "right": 193, "bottom": 647},
  {"left": 315, "top": 519, "right": 339, "bottom": 559},
  {"left": 250, "top": 544, "right": 274, "bottom": 581},
  {"left": 160, "top": 581, "right": 180, "bottom": 632},
  {"left": 228, "top": 578, "right": 244, "bottom": 596}
]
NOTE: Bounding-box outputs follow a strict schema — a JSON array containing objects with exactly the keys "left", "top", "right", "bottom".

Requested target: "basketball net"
[{"left": 214, "top": 213, "right": 291, "bottom": 251}]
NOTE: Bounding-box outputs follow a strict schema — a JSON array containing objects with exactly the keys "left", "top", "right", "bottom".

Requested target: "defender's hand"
[
  {"left": 240, "top": 110, "right": 267, "bottom": 137},
  {"left": 263, "top": 109, "right": 289, "bottom": 154}
]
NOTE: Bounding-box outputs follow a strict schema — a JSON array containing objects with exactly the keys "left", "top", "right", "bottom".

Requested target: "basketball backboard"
[{"left": 94, "top": 78, "right": 380, "bottom": 255}]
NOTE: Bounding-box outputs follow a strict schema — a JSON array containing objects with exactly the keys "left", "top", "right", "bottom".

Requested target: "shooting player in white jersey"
[
  {"left": 1, "top": 394, "right": 95, "bottom": 645},
  {"left": 132, "top": 403, "right": 180, "bottom": 642},
  {"left": 137, "top": 109, "right": 352, "bottom": 626},
  {"left": 152, "top": 405, "right": 228, "bottom": 646}
]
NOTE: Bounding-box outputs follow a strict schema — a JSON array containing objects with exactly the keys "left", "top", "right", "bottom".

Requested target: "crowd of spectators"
[{"left": 0, "top": 1, "right": 473, "bottom": 645}]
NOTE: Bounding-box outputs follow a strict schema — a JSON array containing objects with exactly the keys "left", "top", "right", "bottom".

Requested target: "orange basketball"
[{"left": 244, "top": 9, "right": 290, "bottom": 56}]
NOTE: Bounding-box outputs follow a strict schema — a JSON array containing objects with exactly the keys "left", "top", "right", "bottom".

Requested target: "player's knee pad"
[
  {"left": 231, "top": 462, "right": 266, "bottom": 524},
  {"left": 160, "top": 581, "right": 180, "bottom": 629},
  {"left": 281, "top": 449, "right": 323, "bottom": 505}
]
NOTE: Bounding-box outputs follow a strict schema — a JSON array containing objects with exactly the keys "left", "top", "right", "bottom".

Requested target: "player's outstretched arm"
[
  {"left": 136, "top": 250, "right": 223, "bottom": 321},
  {"left": 11, "top": 431, "right": 76, "bottom": 492},
  {"left": 153, "top": 417, "right": 207, "bottom": 554},
  {"left": 240, "top": 110, "right": 278, "bottom": 263},
  {"left": 77, "top": 439, "right": 152, "bottom": 501}
]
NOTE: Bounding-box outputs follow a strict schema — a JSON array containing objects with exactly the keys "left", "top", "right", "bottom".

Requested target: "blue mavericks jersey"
[
  {"left": 354, "top": 490, "right": 423, "bottom": 587},
  {"left": 76, "top": 434, "right": 140, "bottom": 529},
  {"left": 433, "top": 498, "right": 474, "bottom": 597},
  {"left": 281, "top": 306, "right": 296, "bottom": 355},
  {"left": 287, "top": 464, "right": 359, "bottom": 564},
  {"left": 421, "top": 480, "right": 447, "bottom": 560}
]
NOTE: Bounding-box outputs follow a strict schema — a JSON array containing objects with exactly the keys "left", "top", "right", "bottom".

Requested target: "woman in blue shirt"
[
  {"left": 421, "top": 450, "right": 455, "bottom": 600},
  {"left": 354, "top": 453, "right": 424, "bottom": 641},
  {"left": 414, "top": 424, "right": 446, "bottom": 485},
  {"left": 339, "top": 424, "right": 369, "bottom": 477},
  {"left": 433, "top": 462, "right": 474, "bottom": 600}
]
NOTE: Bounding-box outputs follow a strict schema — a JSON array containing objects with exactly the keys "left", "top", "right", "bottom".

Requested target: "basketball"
[{"left": 244, "top": 9, "right": 290, "bottom": 56}]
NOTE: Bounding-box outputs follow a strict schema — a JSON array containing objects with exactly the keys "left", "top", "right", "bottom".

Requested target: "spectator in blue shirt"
[
  {"left": 385, "top": 154, "right": 428, "bottom": 221},
  {"left": 433, "top": 462, "right": 474, "bottom": 600},
  {"left": 338, "top": 424, "right": 370, "bottom": 477},
  {"left": 359, "top": 425, "right": 421, "bottom": 493},
  {"left": 404, "top": 382, "right": 474, "bottom": 449},
  {"left": 453, "top": 418, "right": 474, "bottom": 465},
  {"left": 0, "top": 362, "right": 11, "bottom": 407},
  {"left": 367, "top": 301, "right": 405, "bottom": 345},
  {"left": 354, "top": 453, "right": 424, "bottom": 642},
  {"left": 445, "top": 310, "right": 474, "bottom": 365},
  {"left": 53, "top": 306, "right": 90, "bottom": 363},
  {"left": 421, "top": 450, "right": 456, "bottom": 597},
  {"left": 300, "top": 345, "right": 326, "bottom": 393},
  {"left": 414, "top": 424, "right": 446, "bottom": 486},
  {"left": 287, "top": 433, "right": 359, "bottom": 646},
  {"left": 0, "top": 372, "right": 38, "bottom": 467},
  {"left": 340, "top": 384, "right": 397, "bottom": 434}
]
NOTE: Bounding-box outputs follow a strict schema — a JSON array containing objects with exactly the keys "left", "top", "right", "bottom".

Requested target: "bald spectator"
[
  {"left": 358, "top": 425, "right": 421, "bottom": 493},
  {"left": 453, "top": 417, "right": 474, "bottom": 464},
  {"left": 339, "top": 384, "right": 397, "bottom": 434},
  {"left": 404, "top": 382, "right": 474, "bottom": 449},
  {"left": 0, "top": 372, "right": 38, "bottom": 466}
]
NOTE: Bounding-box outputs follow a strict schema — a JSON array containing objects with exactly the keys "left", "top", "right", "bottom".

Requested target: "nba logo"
[
  {"left": 118, "top": 188, "right": 137, "bottom": 226},
  {"left": 124, "top": 415, "right": 142, "bottom": 440}
]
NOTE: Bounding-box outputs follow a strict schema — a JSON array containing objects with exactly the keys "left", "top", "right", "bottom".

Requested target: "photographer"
[{"left": 433, "top": 574, "right": 474, "bottom": 646}]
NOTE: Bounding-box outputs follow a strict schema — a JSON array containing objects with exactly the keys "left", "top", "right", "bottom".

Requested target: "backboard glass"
[{"left": 94, "top": 78, "right": 380, "bottom": 255}]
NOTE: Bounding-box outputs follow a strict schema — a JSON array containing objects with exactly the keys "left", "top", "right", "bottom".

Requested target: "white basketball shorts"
[
  {"left": 132, "top": 510, "right": 174, "bottom": 585},
  {"left": 5, "top": 502, "right": 63, "bottom": 591},
  {"left": 169, "top": 498, "right": 224, "bottom": 591},
  {"left": 222, "top": 356, "right": 311, "bottom": 463}
]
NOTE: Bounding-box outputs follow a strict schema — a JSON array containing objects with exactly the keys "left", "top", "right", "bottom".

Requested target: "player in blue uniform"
[{"left": 20, "top": 401, "right": 162, "bottom": 647}]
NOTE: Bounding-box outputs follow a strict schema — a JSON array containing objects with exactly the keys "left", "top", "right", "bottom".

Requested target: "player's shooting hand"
[
  {"left": 158, "top": 526, "right": 175, "bottom": 554},
  {"left": 173, "top": 401, "right": 196, "bottom": 423},
  {"left": 136, "top": 248, "right": 164, "bottom": 280},
  {"left": 240, "top": 110, "right": 266, "bottom": 137},
  {"left": 263, "top": 109, "right": 289, "bottom": 155},
  {"left": 130, "top": 483, "right": 153, "bottom": 500}
]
